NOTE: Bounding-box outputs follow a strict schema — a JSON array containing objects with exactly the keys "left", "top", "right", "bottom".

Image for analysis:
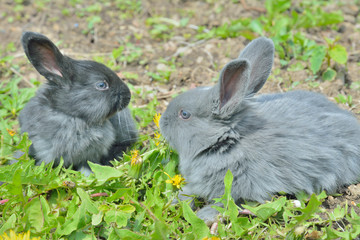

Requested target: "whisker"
[
  {"left": 118, "top": 137, "right": 139, "bottom": 143},
  {"left": 125, "top": 111, "right": 133, "bottom": 138},
  {"left": 117, "top": 134, "right": 149, "bottom": 144}
]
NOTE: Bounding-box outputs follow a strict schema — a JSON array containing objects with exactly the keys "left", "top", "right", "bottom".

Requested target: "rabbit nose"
[
  {"left": 121, "top": 84, "right": 131, "bottom": 96},
  {"left": 122, "top": 95, "right": 131, "bottom": 106},
  {"left": 117, "top": 89, "right": 130, "bottom": 107}
]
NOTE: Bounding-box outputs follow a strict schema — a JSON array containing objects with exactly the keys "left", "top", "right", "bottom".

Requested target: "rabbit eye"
[
  {"left": 179, "top": 109, "right": 191, "bottom": 120},
  {"left": 95, "top": 81, "right": 109, "bottom": 91}
]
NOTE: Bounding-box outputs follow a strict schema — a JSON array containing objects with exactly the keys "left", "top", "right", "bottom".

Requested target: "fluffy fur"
[
  {"left": 19, "top": 32, "right": 138, "bottom": 175},
  {"left": 160, "top": 37, "right": 360, "bottom": 224}
]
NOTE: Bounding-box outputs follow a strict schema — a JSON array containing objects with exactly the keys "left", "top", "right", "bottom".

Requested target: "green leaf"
[
  {"left": 118, "top": 204, "right": 136, "bottom": 214},
  {"left": 330, "top": 206, "right": 345, "bottom": 221},
  {"left": 249, "top": 19, "right": 263, "bottom": 35},
  {"left": 150, "top": 220, "right": 170, "bottom": 240},
  {"left": 0, "top": 214, "right": 16, "bottom": 235},
  {"left": 55, "top": 203, "right": 86, "bottom": 236},
  {"left": 326, "top": 227, "right": 351, "bottom": 239},
  {"left": 223, "top": 169, "right": 233, "bottom": 199},
  {"left": 180, "top": 18, "right": 189, "bottom": 27},
  {"left": 317, "top": 190, "right": 327, "bottom": 200},
  {"left": 319, "top": 11, "right": 344, "bottom": 26},
  {"left": 87, "top": 15, "right": 101, "bottom": 29},
  {"left": 181, "top": 202, "right": 209, "bottom": 238},
  {"left": 329, "top": 44, "right": 348, "bottom": 65},
  {"left": 39, "top": 195, "right": 51, "bottom": 226},
  {"left": 265, "top": 0, "right": 291, "bottom": 17},
  {"left": 10, "top": 168, "right": 23, "bottom": 197},
  {"left": 107, "top": 188, "right": 132, "bottom": 202},
  {"left": 77, "top": 188, "right": 99, "bottom": 214},
  {"left": 351, "top": 224, "right": 360, "bottom": 239},
  {"left": 25, "top": 197, "right": 45, "bottom": 233},
  {"left": 104, "top": 210, "right": 129, "bottom": 228},
  {"left": 322, "top": 68, "right": 336, "bottom": 81},
  {"left": 112, "top": 46, "right": 124, "bottom": 60},
  {"left": 350, "top": 81, "right": 360, "bottom": 90},
  {"left": 88, "top": 161, "right": 123, "bottom": 185},
  {"left": 347, "top": 95, "right": 353, "bottom": 106},
  {"left": 109, "top": 228, "right": 146, "bottom": 240},
  {"left": 91, "top": 212, "right": 103, "bottom": 226},
  {"left": 288, "top": 62, "right": 305, "bottom": 72},
  {"left": 216, "top": 221, "right": 227, "bottom": 237},
  {"left": 232, "top": 217, "right": 251, "bottom": 236},
  {"left": 294, "top": 193, "right": 321, "bottom": 223},
  {"left": 69, "top": 230, "right": 97, "bottom": 240},
  {"left": 335, "top": 94, "right": 347, "bottom": 104},
  {"left": 310, "top": 46, "right": 326, "bottom": 74},
  {"left": 227, "top": 199, "right": 240, "bottom": 222},
  {"left": 242, "top": 197, "right": 286, "bottom": 221}
]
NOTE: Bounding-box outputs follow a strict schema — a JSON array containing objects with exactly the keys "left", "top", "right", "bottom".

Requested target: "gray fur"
[
  {"left": 19, "top": 32, "right": 138, "bottom": 175},
  {"left": 160, "top": 37, "right": 360, "bottom": 223}
]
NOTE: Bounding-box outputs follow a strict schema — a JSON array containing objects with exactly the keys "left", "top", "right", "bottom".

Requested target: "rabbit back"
[{"left": 239, "top": 90, "right": 360, "bottom": 201}]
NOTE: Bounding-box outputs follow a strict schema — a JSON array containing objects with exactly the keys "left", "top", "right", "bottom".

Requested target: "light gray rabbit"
[
  {"left": 19, "top": 32, "right": 138, "bottom": 176},
  {"left": 160, "top": 37, "right": 360, "bottom": 224}
]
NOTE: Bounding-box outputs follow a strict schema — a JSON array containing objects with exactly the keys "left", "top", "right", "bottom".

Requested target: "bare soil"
[{"left": 1, "top": 0, "right": 360, "bottom": 217}]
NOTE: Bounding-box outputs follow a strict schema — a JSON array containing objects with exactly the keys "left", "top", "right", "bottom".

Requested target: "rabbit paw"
[
  {"left": 196, "top": 205, "right": 221, "bottom": 226},
  {"left": 78, "top": 165, "right": 93, "bottom": 177}
]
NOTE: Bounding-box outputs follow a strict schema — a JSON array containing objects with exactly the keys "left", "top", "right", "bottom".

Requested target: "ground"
[{"left": 1, "top": 0, "right": 360, "bottom": 221}]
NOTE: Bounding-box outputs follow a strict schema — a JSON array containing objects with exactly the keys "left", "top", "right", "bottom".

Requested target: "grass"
[{"left": 1, "top": 0, "right": 360, "bottom": 239}]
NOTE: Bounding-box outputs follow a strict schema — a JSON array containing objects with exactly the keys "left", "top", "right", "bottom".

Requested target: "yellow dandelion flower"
[
  {"left": 202, "top": 237, "right": 220, "bottom": 240},
  {"left": 129, "top": 150, "right": 143, "bottom": 178},
  {"left": 0, "top": 230, "right": 40, "bottom": 240},
  {"left": 164, "top": 172, "right": 186, "bottom": 189},
  {"left": 154, "top": 131, "right": 161, "bottom": 139},
  {"left": 6, "top": 129, "right": 16, "bottom": 137},
  {"left": 154, "top": 131, "right": 162, "bottom": 146},
  {"left": 153, "top": 113, "right": 161, "bottom": 128},
  {"left": 130, "top": 150, "right": 142, "bottom": 166}
]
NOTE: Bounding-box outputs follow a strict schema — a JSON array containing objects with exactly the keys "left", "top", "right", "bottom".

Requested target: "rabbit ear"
[
  {"left": 213, "top": 59, "right": 250, "bottom": 116},
  {"left": 213, "top": 37, "right": 274, "bottom": 117},
  {"left": 21, "top": 32, "right": 65, "bottom": 80},
  {"left": 238, "top": 37, "right": 274, "bottom": 94}
]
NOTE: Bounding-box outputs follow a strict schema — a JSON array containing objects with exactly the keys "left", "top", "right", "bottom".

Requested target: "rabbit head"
[
  {"left": 21, "top": 32, "right": 131, "bottom": 125},
  {"left": 160, "top": 37, "right": 274, "bottom": 160}
]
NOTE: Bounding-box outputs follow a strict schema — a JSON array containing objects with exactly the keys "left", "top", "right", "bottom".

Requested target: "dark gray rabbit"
[
  {"left": 160, "top": 37, "right": 360, "bottom": 224},
  {"left": 19, "top": 32, "right": 138, "bottom": 176}
]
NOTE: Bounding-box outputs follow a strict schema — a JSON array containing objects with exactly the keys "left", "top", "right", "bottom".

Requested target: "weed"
[
  {"left": 83, "top": 15, "right": 102, "bottom": 35},
  {"left": 112, "top": 42, "right": 143, "bottom": 66},
  {"left": 195, "top": 0, "right": 347, "bottom": 81},
  {"left": 334, "top": 93, "right": 353, "bottom": 107},
  {"left": 146, "top": 17, "right": 190, "bottom": 40},
  {"left": 116, "top": 0, "right": 142, "bottom": 19}
]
